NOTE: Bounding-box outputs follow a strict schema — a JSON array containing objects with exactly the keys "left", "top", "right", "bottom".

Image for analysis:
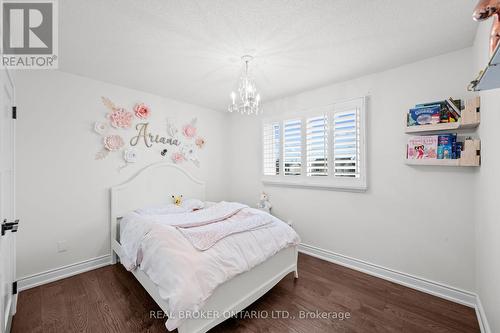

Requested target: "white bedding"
[{"left": 119, "top": 202, "right": 300, "bottom": 331}]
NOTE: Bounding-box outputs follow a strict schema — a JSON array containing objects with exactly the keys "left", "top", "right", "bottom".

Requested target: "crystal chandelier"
[{"left": 228, "top": 55, "right": 262, "bottom": 115}]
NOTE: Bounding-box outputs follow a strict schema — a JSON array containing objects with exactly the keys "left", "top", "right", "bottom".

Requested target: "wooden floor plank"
[
  {"left": 40, "top": 281, "right": 68, "bottom": 333},
  {"left": 60, "top": 275, "right": 88, "bottom": 332},
  {"left": 10, "top": 287, "right": 43, "bottom": 333},
  {"left": 11, "top": 253, "right": 480, "bottom": 333}
]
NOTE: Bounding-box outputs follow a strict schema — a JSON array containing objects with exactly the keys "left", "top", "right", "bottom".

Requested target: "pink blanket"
[
  {"left": 153, "top": 201, "right": 248, "bottom": 228},
  {"left": 177, "top": 209, "right": 272, "bottom": 250}
]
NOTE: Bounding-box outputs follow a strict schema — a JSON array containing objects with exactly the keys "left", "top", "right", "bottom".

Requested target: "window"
[
  {"left": 333, "top": 109, "right": 359, "bottom": 178},
  {"left": 262, "top": 123, "right": 280, "bottom": 176},
  {"left": 261, "top": 97, "right": 366, "bottom": 191},
  {"left": 283, "top": 119, "right": 302, "bottom": 176},
  {"left": 306, "top": 115, "right": 328, "bottom": 176}
]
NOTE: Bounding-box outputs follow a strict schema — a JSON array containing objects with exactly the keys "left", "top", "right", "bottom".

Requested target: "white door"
[{"left": 0, "top": 69, "right": 16, "bottom": 333}]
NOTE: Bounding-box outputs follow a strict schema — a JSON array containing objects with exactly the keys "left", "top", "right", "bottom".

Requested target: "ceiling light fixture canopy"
[{"left": 228, "top": 55, "right": 261, "bottom": 115}]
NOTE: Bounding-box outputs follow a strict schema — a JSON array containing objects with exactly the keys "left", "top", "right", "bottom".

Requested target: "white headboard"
[{"left": 110, "top": 162, "right": 205, "bottom": 256}]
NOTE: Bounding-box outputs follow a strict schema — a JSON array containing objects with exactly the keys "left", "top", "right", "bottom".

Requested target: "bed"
[{"left": 110, "top": 162, "right": 299, "bottom": 333}]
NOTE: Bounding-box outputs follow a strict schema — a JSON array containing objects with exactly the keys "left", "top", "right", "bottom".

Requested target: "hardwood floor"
[{"left": 12, "top": 253, "right": 480, "bottom": 333}]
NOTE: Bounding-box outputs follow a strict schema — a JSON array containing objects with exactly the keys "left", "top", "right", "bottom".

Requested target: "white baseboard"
[
  {"left": 298, "top": 243, "right": 477, "bottom": 307},
  {"left": 17, "top": 254, "right": 111, "bottom": 291},
  {"left": 475, "top": 294, "right": 492, "bottom": 333}
]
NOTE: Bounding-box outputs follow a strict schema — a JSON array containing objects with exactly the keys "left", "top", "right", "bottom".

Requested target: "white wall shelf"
[
  {"left": 406, "top": 159, "right": 460, "bottom": 166},
  {"left": 405, "top": 121, "right": 479, "bottom": 134}
]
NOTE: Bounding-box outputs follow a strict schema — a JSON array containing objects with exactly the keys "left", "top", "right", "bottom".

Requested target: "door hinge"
[
  {"left": 12, "top": 106, "right": 16, "bottom": 119},
  {"left": 12, "top": 281, "right": 17, "bottom": 295},
  {"left": 1, "top": 219, "right": 19, "bottom": 236}
]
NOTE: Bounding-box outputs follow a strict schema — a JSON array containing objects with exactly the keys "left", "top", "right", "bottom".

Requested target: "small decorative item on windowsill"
[{"left": 256, "top": 192, "right": 272, "bottom": 214}]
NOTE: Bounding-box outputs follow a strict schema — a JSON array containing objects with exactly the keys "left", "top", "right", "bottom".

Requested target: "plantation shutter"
[
  {"left": 332, "top": 108, "right": 360, "bottom": 178},
  {"left": 306, "top": 115, "right": 328, "bottom": 176},
  {"left": 283, "top": 119, "right": 302, "bottom": 175},
  {"left": 263, "top": 123, "right": 280, "bottom": 176}
]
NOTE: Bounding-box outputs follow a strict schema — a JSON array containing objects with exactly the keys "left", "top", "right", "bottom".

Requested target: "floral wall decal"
[
  {"left": 195, "top": 137, "right": 205, "bottom": 148},
  {"left": 94, "top": 122, "right": 109, "bottom": 135},
  {"left": 166, "top": 118, "right": 178, "bottom": 137},
  {"left": 96, "top": 134, "right": 125, "bottom": 160},
  {"left": 181, "top": 144, "right": 200, "bottom": 167},
  {"left": 108, "top": 108, "right": 133, "bottom": 129},
  {"left": 95, "top": 150, "right": 108, "bottom": 160},
  {"left": 182, "top": 118, "right": 197, "bottom": 139},
  {"left": 134, "top": 103, "right": 151, "bottom": 119},
  {"left": 123, "top": 148, "right": 138, "bottom": 163},
  {"left": 102, "top": 96, "right": 134, "bottom": 129},
  {"left": 104, "top": 135, "right": 125, "bottom": 151},
  {"left": 94, "top": 97, "right": 136, "bottom": 160},
  {"left": 171, "top": 151, "right": 185, "bottom": 164},
  {"left": 93, "top": 97, "right": 206, "bottom": 169}
]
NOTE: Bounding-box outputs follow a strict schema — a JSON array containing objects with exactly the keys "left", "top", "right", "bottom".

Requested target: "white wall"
[
  {"left": 228, "top": 48, "right": 476, "bottom": 292},
  {"left": 473, "top": 23, "right": 500, "bottom": 333},
  {"left": 14, "top": 70, "right": 230, "bottom": 278}
]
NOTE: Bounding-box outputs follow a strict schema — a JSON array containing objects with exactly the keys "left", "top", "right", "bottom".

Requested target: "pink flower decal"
[
  {"left": 171, "top": 152, "right": 185, "bottom": 164},
  {"left": 134, "top": 103, "right": 151, "bottom": 119},
  {"left": 195, "top": 137, "right": 205, "bottom": 148},
  {"left": 182, "top": 124, "right": 197, "bottom": 138},
  {"left": 103, "top": 135, "right": 125, "bottom": 151},
  {"left": 108, "top": 108, "right": 133, "bottom": 129}
]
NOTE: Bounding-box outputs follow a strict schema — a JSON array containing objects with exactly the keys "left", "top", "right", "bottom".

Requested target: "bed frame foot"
[{"left": 294, "top": 269, "right": 299, "bottom": 279}]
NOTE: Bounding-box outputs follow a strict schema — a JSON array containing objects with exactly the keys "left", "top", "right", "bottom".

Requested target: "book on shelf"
[
  {"left": 407, "top": 98, "right": 463, "bottom": 126},
  {"left": 407, "top": 135, "right": 438, "bottom": 159},
  {"left": 408, "top": 105, "right": 440, "bottom": 126},
  {"left": 437, "top": 134, "right": 457, "bottom": 159},
  {"left": 445, "top": 97, "right": 462, "bottom": 119}
]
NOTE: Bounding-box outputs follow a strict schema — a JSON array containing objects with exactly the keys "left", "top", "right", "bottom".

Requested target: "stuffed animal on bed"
[{"left": 171, "top": 195, "right": 183, "bottom": 206}]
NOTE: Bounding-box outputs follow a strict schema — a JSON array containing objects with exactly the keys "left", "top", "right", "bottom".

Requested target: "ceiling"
[{"left": 60, "top": 0, "right": 478, "bottom": 111}]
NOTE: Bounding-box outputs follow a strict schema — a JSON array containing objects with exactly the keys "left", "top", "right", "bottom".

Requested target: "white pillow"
[
  {"left": 182, "top": 198, "right": 205, "bottom": 211},
  {"left": 135, "top": 198, "right": 205, "bottom": 215},
  {"left": 203, "top": 201, "right": 217, "bottom": 208},
  {"left": 135, "top": 204, "right": 187, "bottom": 215}
]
